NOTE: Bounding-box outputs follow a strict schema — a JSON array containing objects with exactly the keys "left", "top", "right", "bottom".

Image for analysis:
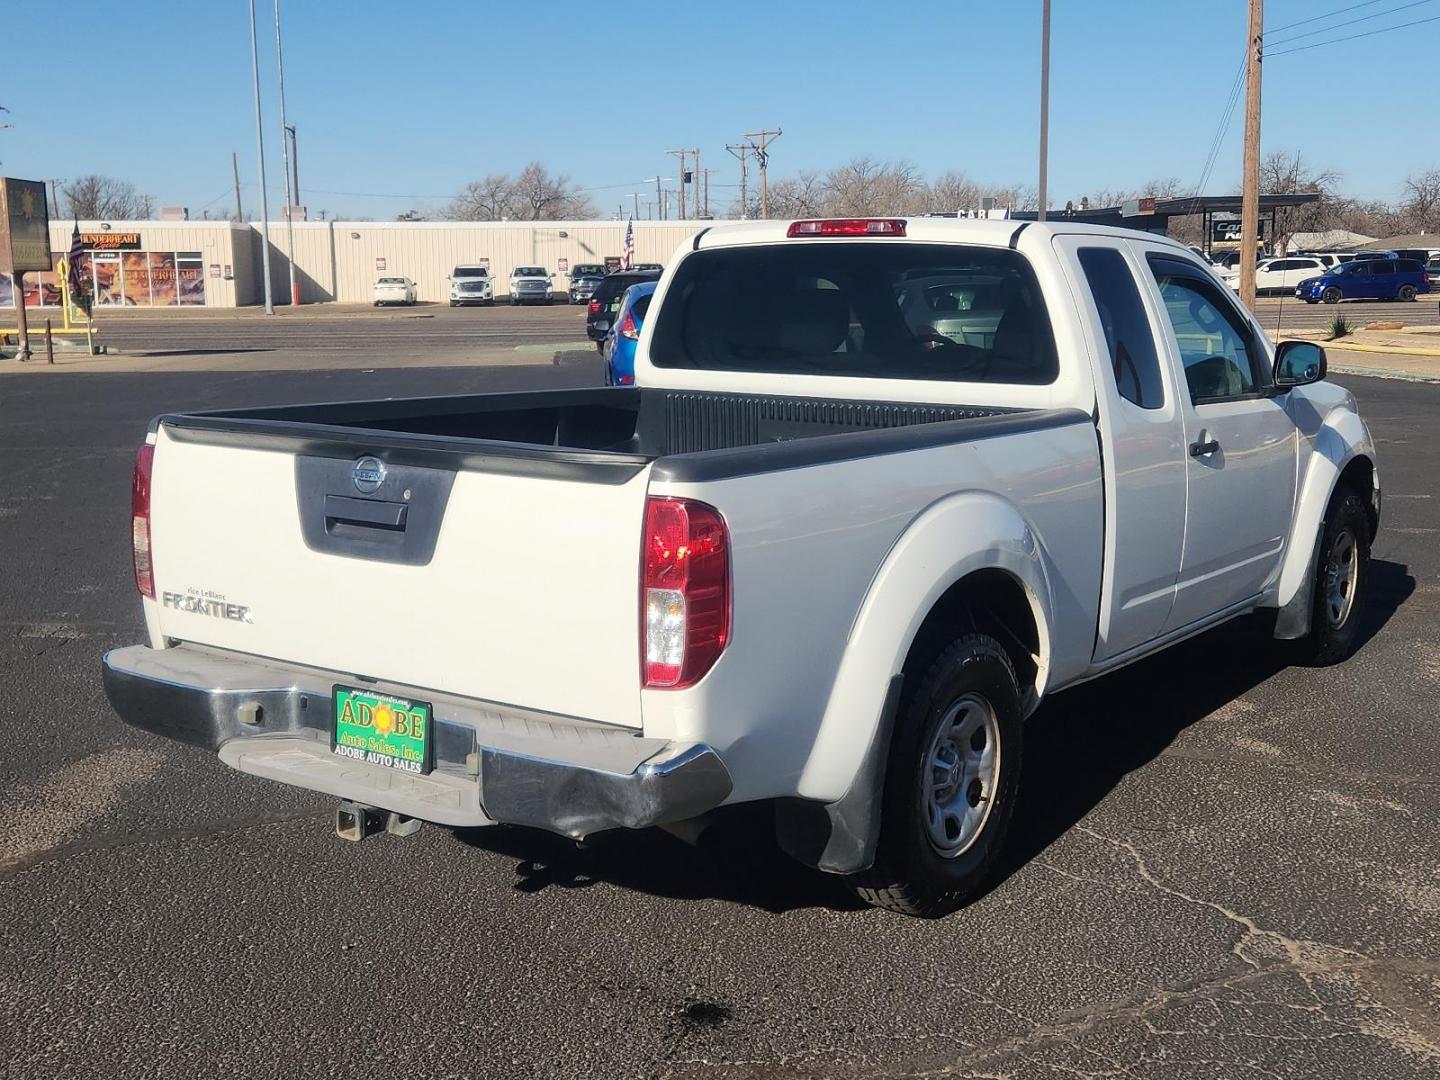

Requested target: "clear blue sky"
[{"left": 3, "top": 0, "right": 1435, "bottom": 219}]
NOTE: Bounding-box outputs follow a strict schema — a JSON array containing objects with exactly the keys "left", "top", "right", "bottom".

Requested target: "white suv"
[
  {"left": 1222, "top": 256, "right": 1329, "bottom": 295},
  {"left": 448, "top": 265, "right": 493, "bottom": 307}
]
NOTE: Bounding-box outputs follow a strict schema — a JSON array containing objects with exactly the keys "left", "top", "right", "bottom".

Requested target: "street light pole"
[
  {"left": 247, "top": 0, "right": 275, "bottom": 315},
  {"left": 274, "top": 0, "right": 299, "bottom": 306},
  {"left": 1037, "top": 0, "right": 1051, "bottom": 222}
]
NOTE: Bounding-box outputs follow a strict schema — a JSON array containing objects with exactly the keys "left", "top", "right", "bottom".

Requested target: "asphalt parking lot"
[{"left": 0, "top": 348, "right": 1437, "bottom": 1078}]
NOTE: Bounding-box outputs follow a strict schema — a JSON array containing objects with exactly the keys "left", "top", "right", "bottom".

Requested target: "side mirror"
[{"left": 1274, "top": 340, "right": 1326, "bottom": 388}]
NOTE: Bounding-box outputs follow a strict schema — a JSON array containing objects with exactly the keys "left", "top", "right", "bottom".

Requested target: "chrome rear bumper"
[{"left": 101, "top": 644, "right": 731, "bottom": 838}]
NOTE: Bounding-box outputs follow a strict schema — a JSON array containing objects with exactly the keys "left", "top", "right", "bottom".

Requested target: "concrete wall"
[{"left": 43, "top": 218, "right": 721, "bottom": 307}]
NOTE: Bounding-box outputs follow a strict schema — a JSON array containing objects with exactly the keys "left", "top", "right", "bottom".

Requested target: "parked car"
[
  {"left": 1295, "top": 258, "right": 1431, "bottom": 303},
  {"left": 1426, "top": 257, "right": 1440, "bottom": 278},
  {"left": 447, "top": 265, "right": 493, "bottom": 307},
  {"left": 601, "top": 281, "right": 657, "bottom": 385},
  {"left": 586, "top": 269, "right": 661, "bottom": 347},
  {"left": 1391, "top": 248, "right": 1435, "bottom": 265},
  {"left": 568, "top": 271, "right": 606, "bottom": 305},
  {"left": 508, "top": 266, "right": 553, "bottom": 305},
  {"left": 570, "top": 263, "right": 608, "bottom": 279},
  {"left": 372, "top": 276, "right": 417, "bottom": 306},
  {"left": 1208, "top": 250, "right": 1262, "bottom": 272},
  {"left": 1221, "top": 256, "right": 1329, "bottom": 294},
  {"left": 104, "top": 217, "right": 1378, "bottom": 918}
]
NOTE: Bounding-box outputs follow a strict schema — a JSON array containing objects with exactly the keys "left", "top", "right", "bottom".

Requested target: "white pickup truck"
[{"left": 103, "top": 218, "right": 1379, "bottom": 917}]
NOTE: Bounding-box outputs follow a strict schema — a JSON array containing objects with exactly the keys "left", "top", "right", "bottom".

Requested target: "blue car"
[
  {"left": 602, "top": 281, "right": 657, "bottom": 385},
  {"left": 1295, "top": 257, "right": 1431, "bottom": 304}
]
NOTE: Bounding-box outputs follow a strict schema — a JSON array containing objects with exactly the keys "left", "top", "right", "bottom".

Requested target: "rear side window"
[
  {"left": 1396, "top": 259, "right": 1422, "bottom": 273},
  {"left": 649, "top": 243, "right": 1059, "bottom": 385},
  {"left": 633, "top": 294, "right": 653, "bottom": 320},
  {"left": 1077, "top": 247, "right": 1164, "bottom": 409}
]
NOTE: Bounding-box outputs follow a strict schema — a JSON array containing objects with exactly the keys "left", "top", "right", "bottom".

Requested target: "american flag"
[
  {"left": 621, "top": 217, "right": 634, "bottom": 270},
  {"left": 66, "top": 223, "right": 92, "bottom": 315}
]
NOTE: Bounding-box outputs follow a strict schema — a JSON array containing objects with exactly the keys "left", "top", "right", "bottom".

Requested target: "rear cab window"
[
  {"left": 649, "top": 242, "right": 1058, "bottom": 385},
  {"left": 1076, "top": 247, "right": 1164, "bottom": 409}
]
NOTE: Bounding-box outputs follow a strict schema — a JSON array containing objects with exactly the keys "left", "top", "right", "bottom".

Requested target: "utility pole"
[
  {"left": 286, "top": 125, "right": 300, "bottom": 208},
  {"left": 232, "top": 151, "right": 243, "bottom": 222},
  {"left": 46, "top": 178, "right": 63, "bottom": 219},
  {"left": 667, "top": 149, "right": 688, "bottom": 221},
  {"left": 1239, "top": 0, "right": 1264, "bottom": 310},
  {"left": 627, "top": 191, "right": 641, "bottom": 219},
  {"left": 702, "top": 168, "right": 715, "bottom": 219},
  {"left": 726, "top": 143, "right": 751, "bottom": 218},
  {"left": 692, "top": 148, "right": 701, "bottom": 220},
  {"left": 275, "top": 0, "right": 299, "bottom": 306},
  {"left": 744, "top": 129, "right": 781, "bottom": 219},
  {"left": 247, "top": 0, "right": 275, "bottom": 314},
  {"left": 1037, "top": 0, "right": 1051, "bottom": 222},
  {"left": 651, "top": 175, "right": 662, "bottom": 220}
]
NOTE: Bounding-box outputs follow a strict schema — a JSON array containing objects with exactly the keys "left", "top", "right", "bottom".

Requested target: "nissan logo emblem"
[{"left": 352, "top": 456, "right": 386, "bottom": 495}]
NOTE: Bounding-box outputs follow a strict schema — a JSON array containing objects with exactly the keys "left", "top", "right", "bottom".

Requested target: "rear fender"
[
  {"left": 791, "top": 488, "right": 1054, "bottom": 824},
  {"left": 1273, "top": 402, "right": 1377, "bottom": 637}
]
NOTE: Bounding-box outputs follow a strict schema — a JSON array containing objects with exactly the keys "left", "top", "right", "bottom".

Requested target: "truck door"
[
  {"left": 1140, "top": 249, "right": 1298, "bottom": 632},
  {"left": 1054, "top": 237, "right": 1186, "bottom": 659}
]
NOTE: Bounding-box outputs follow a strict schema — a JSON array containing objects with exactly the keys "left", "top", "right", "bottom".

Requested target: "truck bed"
[{"left": 160, "top": 386, "right": 1080, "bottom": 483}]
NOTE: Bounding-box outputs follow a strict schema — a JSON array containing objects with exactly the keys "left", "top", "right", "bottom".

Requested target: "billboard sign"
[
  {"left": 0, "top": 178, "right": 53, "bottom": 274},
  {"left": 79, "top": 231, "right": 142, "bottom": 250},
  {"left": 1211, "top": 219, "right": 1266, "bottom": 242}
]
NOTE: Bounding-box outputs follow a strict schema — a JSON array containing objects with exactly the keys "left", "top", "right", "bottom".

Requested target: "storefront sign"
[
  {"left": 79, "top": 231, "right": 142, "bottom": 250},
  {"left": 375, "top": 257, "right": 386, "bottom": 271},
  {"left": 604, "top": 256, "right": 621, "bottom": 272},
  {"left": 209, "top": 263, "right": 221, "bottom": 278},
  {"left": 0, "top": 178, "right": 53, "bottom": 273},
  {"left": 557, "top": 258, "right": 569, "bottom": 273}
]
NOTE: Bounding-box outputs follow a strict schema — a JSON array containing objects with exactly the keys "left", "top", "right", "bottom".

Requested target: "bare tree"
[
  {"left": 763, "top": 171, "right": 828, "bottom": 218},
  {"left": 1400, "top": 168, "right": 1440, "bottom": 233},
  {"left": 1254, "top": 151, "right": 1341, "bottom": 251},
  {"left": 62, "top": 175, "right": 146, "bottom": 219},
  {"left": 443, "top": 173, "right": 516, "bottom": 221},
  {"left": 926, "top": 171, "right": 984, "bottom": 215},
  {"left": 510, "top": 162, "right": 596, "bottom": 220},
  {"left": 825, "top": 157, "right": 926, "bottom": 216}
]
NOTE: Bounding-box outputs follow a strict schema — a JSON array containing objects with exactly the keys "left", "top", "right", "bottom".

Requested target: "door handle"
[{"left": 1189, "top": 437, "right": 1220, "bottom": 458}]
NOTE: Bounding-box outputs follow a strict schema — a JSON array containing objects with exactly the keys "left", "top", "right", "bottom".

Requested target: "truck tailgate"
[{"left": 147, "top": 424, "right": 650, "bottom": 729}]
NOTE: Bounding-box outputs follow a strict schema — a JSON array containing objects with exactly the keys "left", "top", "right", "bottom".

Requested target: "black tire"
[
  {"left": 1322, "top": 287, "right": 1343, "bottom": 304},
  {"left": 848, "top": 633, "right": 1023, "bottom": 918},
  {"left": 1398, "top": 284, "right": 1417, "bottom": 302},
  {"left": 1294, "top": 487, "right": 1370, "bottom": 667}
]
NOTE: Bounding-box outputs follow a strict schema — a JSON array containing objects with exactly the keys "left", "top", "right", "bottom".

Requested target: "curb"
[
  {"left": 1331, "top": 364, "right": 1440, "bottom": 384},
  {"left": 1323, "top": 341, "right": 1440, "bottom": 358}
]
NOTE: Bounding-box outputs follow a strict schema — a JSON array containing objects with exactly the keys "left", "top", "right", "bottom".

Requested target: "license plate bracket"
[{"left": 332, "top": 685, "right": 432, "bottom": 775}]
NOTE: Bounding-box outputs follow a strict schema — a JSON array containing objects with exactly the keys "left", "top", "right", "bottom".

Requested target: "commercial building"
[{"left": 2, "top": 219, "right": 711, "bottom": 309}]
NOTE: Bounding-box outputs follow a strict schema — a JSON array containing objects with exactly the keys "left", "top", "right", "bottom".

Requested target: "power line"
[
  {"left": 1264, "top": 0, "right": 1432, "bottom": 46},
  {"left": 1263, "top": 0, "right": 1387, "bottom": 36},
  {"left": 1186, "top": 50, "right": 1247, "bottom": 207},
  {"left": 1267, "top": 11, "right": 1440, "bottom": 54}
]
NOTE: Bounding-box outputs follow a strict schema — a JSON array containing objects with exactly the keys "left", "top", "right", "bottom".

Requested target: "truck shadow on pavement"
[
  {"left": 455, "top": 559, "right": 1412, "bottom": 916},
  {"left": 985, "top": 556, "right": 1414, "bottom": 899}
]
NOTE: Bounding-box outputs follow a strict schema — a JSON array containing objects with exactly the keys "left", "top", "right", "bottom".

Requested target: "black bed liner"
[{"left": 158, "top": 387, "right": 1088, "bottom": 485}]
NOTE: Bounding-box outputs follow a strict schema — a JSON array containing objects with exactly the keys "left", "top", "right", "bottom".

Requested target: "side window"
[
  {"left": 1077, "top": 247, "right": 1164, "bottom": 409},
  {"left": 1149, "top": 257, "right": 1263, "bottom": 404}
]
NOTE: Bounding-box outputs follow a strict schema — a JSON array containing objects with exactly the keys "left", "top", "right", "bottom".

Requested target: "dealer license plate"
[{"left": 332, "top": 686, "right": 432, "bottom": 774}]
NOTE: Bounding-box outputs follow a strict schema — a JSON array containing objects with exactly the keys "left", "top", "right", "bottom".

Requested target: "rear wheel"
[
  {"left": 1399, "top": 284, "right": 1417, "bottom": 301},
  {"left": 1322, "top": 286, "right": 1343, "bottom": 304},
  {"left": 847, "top": 634, "right": 1023, "bottom": 918},
  {"left": 1293, "top": 487, "right": 1370, "bottom": 666}
]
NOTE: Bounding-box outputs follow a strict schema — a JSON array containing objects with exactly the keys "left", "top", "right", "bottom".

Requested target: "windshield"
[
  {"left": 453, "top": 268, "right": 487, "bottom": 278},
  {"left": 514, "top": 267, "right": 545, "bottom": 277},
  {"left": 649, "top": 242, "right": 1058, "bottom": 385}
]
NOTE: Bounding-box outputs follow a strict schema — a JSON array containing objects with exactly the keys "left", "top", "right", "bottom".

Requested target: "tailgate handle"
[{"left": 324, "top": 494, "right": 408, "bottom": 532}]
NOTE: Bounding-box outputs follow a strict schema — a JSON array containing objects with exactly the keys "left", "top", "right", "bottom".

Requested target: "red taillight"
[
  {"left": 132, "top": 444, "right": 155, "bottom": 598},
  {"left": 787, "top": 218, "right": 906, "bottom": 238},
  {"left": 642, "top": 496, "right": 730, "bottom": 689},
  {"left": 619, "top": 309, "right": 639, "bottom": 340},
  {"left": 588, "top": 299, "right": 601, "bottom": 315}
]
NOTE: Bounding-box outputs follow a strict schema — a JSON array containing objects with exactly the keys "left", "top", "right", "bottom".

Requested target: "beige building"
[{"left": 16, "top": 218, "right": 715, "bottom": 309}]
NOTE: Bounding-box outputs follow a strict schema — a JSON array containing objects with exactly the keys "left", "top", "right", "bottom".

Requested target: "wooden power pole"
[
  {"left": 1239, "top": 0, "right": 1263, "bottom": 310},
  {"left": 667, "top": 149, "right": 688, "bottom": 221},
  {"left": 726, "top": 143, "right": 751, "bottom": 218},
  {"left": 232, "top": 151, "right": 244, "bottom": 221},
  {"left": 744, "top": 129, "right": 781, "bottom": 219}
]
